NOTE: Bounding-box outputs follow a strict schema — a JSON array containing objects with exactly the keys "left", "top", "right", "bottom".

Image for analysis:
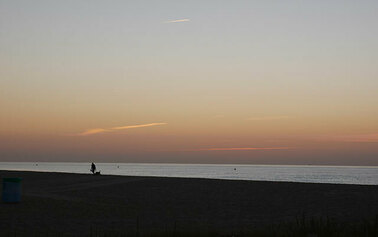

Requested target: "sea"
[{"left": 0, "top": 162, "right": 377, "bottom": 185}]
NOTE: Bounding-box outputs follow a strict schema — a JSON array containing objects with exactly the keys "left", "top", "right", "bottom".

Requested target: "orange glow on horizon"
[{"left": 191, "top": 147, "right": 294, "bottom": 151}]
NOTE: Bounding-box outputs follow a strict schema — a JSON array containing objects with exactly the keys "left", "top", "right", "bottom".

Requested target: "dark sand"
[{"left": 0, "top": 170, "right": 377, "bottom": 236}]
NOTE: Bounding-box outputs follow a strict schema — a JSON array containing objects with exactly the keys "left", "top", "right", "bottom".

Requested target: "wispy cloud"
[
  {"left": 78, "top": 128, "right": 110, "bottom": 136},
  {"left": 317, "top": 133, "right": 378, "bottom": 143},
  {"left": 113, "top": 123, "right": 167, "bottom": 130},
  {"left": 76, "top": 123, "right": 167, "bottom": 136},
  {"left": 164, "top": 19, "right": 190, "bottom": 23},
  {"left": 191, "top": 147, "right": 294, "bottom": 151},
  {"left": 247, "top": 116, "right": 291, "bottom": 121}
]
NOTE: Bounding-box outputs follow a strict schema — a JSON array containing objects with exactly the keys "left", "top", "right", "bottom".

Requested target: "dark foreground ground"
[{"left": 0, "top": 170, "right": 377, "bottom": 236}]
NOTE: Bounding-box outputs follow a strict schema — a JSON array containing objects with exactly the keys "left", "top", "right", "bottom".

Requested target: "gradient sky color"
[{"left": 1, "top": 0, "right": 378, "bottom": 165}]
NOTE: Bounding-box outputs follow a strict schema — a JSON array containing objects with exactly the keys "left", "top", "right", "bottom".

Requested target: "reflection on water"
[{"left": 0, "top": 162, "right": 377, "bottom": 185}]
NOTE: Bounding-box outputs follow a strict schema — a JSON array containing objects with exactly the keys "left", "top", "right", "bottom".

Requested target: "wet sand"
[{"left": 0, "top": 170, "right": 377, "bottom": 236}]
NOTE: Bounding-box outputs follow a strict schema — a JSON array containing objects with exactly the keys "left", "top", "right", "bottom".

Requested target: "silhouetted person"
[{"left": 90, "top": 162, "right": 96, "bottom": 174}]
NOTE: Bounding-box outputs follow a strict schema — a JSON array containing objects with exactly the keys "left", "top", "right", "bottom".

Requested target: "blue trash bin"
[{"left": 2, "top": 177, "right": 22, "bottom": 203}]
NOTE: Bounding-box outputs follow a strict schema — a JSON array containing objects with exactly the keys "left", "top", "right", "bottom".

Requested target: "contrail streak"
[{"left": 165, "top": 19, "right": 190, "bottom": 23}]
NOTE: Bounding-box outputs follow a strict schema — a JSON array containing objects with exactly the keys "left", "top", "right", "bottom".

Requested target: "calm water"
[{"left": 0, "top": 162, "right": 377, "bottom": 185}]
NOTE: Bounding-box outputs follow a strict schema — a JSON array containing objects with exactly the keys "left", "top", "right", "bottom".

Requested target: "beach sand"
[{"left": 0, "top": 170, "right": 377, "bottom": 236}]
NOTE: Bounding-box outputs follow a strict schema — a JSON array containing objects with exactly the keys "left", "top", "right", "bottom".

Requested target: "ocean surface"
[{"left": 0, "top": 162, "right": 377, "bottom": 185}]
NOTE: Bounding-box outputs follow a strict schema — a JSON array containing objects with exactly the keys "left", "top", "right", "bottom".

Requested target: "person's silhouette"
[{"left": 90, "top": 162, "right": 96, "bottom": 174}]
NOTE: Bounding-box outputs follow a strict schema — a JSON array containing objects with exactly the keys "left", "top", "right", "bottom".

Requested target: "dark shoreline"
[
  {"left": 1, "top": 170, "right": 378, "bottom": 236},
  {"left": 1, "top": 168, "right": 376, "bottom": 186}
]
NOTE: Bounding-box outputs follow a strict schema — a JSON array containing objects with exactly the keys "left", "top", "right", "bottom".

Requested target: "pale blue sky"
[{"left": 2, "top": 1, "right": 377, "bottom": 94}]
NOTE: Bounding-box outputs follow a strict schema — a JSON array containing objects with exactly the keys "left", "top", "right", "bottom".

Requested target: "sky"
[{"left": 1, "top": 0, "right": 378, "bottom": 165}]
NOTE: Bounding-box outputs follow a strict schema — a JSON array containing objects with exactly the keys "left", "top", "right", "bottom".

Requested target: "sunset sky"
[{"left": 1, "top": 1, "right": 378, "bottom": 165}]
